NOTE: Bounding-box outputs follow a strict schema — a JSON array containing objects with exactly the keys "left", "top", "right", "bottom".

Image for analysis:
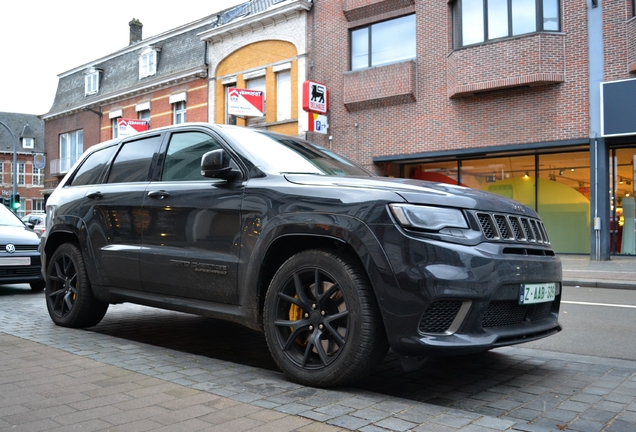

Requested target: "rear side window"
[
  {"left": 161, "top": 131, "right": 225, "bottom": 181},
  {"left": 69, "top": 145, "right": 117, "bottom": 186},
  {"left": 107, "top": 135, "right": 162, "bottom": 183}
]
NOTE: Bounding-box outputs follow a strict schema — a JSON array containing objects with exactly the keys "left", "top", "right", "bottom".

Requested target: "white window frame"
[
  {"left": 32, "top": 198, "right": 45, "bottom": 212},
  {"left": 85, "top": 68, "right": 101, "bottom": 95},
  {"left": 16, "top": 162, "right": 26, "bottom": 186},
  {"left": 21, "top": 137, "right": 34, "bottom": 149},
  {"left": 173, "top": 100, "right": 187, "bottom": 124},
  {"left": 139, "top": 47, "right": 159, "bottom": 78},
  {"left": 59, "top": 130, "right": 84, "bottom": 174},
  {"left": 275, "top": 64, "right": 292, "bottom": 122},
  {"left": 32, "top": 166, "right": 43, "bottom": 186}
]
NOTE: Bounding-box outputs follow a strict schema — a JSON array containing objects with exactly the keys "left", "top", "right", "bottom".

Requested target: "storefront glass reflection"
[{"left": 405, "top": 150, "right": 593, "bottom": 254}]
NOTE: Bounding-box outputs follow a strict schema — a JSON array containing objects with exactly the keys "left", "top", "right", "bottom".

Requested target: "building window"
[
  {"left": 225, "top": 85, "right": 237, "bottom": 125},
  {"left": 173, "top": 101, "right": 186, "bottom": 124},
  {"left": 137, "top": 101, "right": 151, "bottom": 125},
  {"left": 453, "top": 0, "right": 560, "bottom": 48},
  {"left": 139, "top": 47, "right": 159, "bottom": 78},
  {"left": 32, "top": 198, "right": 44, "bottom": 212},
  {"left": 350, "top": 14, "right": 416, "bottom": 71},
  {"left": 246, "top": 76, "right": 266, "bottom": 127},
  {"left": 17, "top": 163, "right": 26, "bottom": 186},
  {"left": 276, "top": 68, "right": 292, "bottom": 121},
  {"left": 22, "top": 137, "right": 34, "bottom": 149},
  {"left": 59, "top": 130, "right": 84, "bottom": 174},
  {"left": 85, "top": 68, "right": 101, "bottom": 95},
  {"left": 32, "top": 167, "right": 43, "bottom": 186}
]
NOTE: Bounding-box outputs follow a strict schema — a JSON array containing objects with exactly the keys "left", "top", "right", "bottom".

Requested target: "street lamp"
[{"left": 0, "top": 120, "right": 34, "bottom": 213}]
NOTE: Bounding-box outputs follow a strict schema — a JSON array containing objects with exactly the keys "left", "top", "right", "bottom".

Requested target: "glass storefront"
[
  {"left": 405, "top": 149, "right": 597, "bottom": 254},
  {"left": 610, "top": 148, "right": 636, "bottom": 255},
  {"left": 404, "top": 146, "right": 636, "bottom": 255}
]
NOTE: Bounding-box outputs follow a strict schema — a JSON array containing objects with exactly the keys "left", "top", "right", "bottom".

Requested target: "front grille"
[
  {"left": 474, "top": 212, "right": 550, "bottom": 246},
  {"left": 419, "top": 300, "right": 463, "bottom": 334},
  {"left": 0, "top": 245, "right": 39, "bottom": 252},
  {"left": 482, "top": 300, "right": 554, "bottom": 328}
]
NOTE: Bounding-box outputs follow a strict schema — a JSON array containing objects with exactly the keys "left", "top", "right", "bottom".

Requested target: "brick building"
[
  {"left": 303, "top": 0, "right": 636, "bottom": 259},
  {"left": 0, "top": 112, "right": 45, "bottom": 217},
  {"left": 41, "top": 16, "right": 214, "bottom": 194}
]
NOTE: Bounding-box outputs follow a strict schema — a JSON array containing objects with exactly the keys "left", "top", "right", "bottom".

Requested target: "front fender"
[{"left": 237, "top": 212, "right": 402, "bottom": 334}]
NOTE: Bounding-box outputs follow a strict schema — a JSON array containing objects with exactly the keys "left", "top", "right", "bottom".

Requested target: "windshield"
[
  {"left": 0, "top": 204, "right": 25, "bottom": 227},
  {"left": 221, "top": 127, "right": 373, "bottom": 177}
]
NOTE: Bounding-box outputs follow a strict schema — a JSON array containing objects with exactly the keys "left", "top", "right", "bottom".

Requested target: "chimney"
[{"left": 129, "top": 18, "right": 143, "bottom": 45}]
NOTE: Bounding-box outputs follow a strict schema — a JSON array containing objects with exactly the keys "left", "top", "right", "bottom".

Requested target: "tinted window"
[
  {"left": 161, "top": 132, "right": 224, "bottom": 181},
  {"left": 107, "top": 136, "right": 162, "bottom": 183},
  {"left": 70, "top": 145, "right": 117, "bottom": 186}
]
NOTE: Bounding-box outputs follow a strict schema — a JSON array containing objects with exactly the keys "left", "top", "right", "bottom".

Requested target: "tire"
[
  {"left": 263, "top": 249, "right": 388, "bottom": 387},
  {"left": 45, "top": 243, "right": 108, "bottom": 328},
  {"left": 30, "top": 281, "right": 46, "bottom": 291}
]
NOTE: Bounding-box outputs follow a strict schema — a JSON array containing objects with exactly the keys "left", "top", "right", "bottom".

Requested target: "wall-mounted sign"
[
  {"left": 117, "top": 118, "right": 149, "bottom": 137},
  {"left": 228, "top": 88, "right": 264, "bottom": 117},
  {"left": 302, "top": 81, "right": 328, "bottom": 114},
  {"left": 601, "top": 78, "right": 636, "bottom": 137},
  {"left": 307, "top": 112, "right": 328, "bottom": 134},
  {"left": 33, "top": 153, "right": 46, "bottom": 170}
]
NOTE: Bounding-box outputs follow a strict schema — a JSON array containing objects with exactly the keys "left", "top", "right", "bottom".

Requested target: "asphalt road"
[{"left": 522, "top": 285, "right": 636, "bottom": 361}]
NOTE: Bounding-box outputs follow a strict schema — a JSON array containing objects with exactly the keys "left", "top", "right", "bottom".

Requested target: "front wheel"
[
  {"left": 45, "top": 243, "right": 108, "bottom": 328},
  {"left": 263, "top": 249, "right": 388, "bottom": 387}
]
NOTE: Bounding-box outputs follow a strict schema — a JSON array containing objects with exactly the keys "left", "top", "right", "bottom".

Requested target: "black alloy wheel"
[
  {"left": 263, "top": 249, "right": 388, "bottom": 387},
  {"left": 45, "top": 243, "right": 108, "bottom": 328}
]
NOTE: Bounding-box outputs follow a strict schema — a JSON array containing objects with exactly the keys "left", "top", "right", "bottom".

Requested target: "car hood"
[
  {"left": 0, "top": 225, "right": 41, "bottom": 245},
  {"left": 284, "top": 175, "right": 538, "bottom": 217}
]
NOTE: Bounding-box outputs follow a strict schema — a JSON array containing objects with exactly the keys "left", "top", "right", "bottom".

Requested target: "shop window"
[
  {"left": 610, "top": 148, "right": 636, "bottom": 255},
  {"left": 453, "top": 0, "right": 560, "bottom": 48},
  {"left": 351, "top": 14, "right": 416, "bottom": 70}
]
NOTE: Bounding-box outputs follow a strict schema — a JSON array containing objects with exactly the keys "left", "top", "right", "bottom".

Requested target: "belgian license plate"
[
  {"left": 519, "top": 283, "right": 556, "bottom": 305},
  {"left": 0, "top": 257, "right": 31, "bottom": 266}
]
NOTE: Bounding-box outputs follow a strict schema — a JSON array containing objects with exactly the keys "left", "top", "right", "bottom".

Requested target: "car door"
[
  {"left": 84, "top": 133, "right": 164, "bottom": 291},
  {"left": 140, "top": 129, "right": 244, "bottom": 304}
]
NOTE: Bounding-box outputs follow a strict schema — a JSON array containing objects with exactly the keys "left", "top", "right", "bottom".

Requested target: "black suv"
[{"left": 42, "top": 123, "right": 561, "bottom": 387}]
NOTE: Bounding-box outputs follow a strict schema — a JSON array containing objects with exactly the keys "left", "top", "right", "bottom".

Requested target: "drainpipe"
[{"left": 588, "top": 0, "right": 608, "bottom": 260}]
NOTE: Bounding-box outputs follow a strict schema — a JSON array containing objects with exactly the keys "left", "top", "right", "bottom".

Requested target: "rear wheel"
[
  {"left": 263, "top": 249, "right": 388, "bottom": 387},
  {"left": 45, "top": 243, "right": 108, "bottom": 328}
]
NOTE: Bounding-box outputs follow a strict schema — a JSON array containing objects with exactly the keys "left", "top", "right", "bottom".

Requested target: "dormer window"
[
  {"left": 84, "top": 67, "right": 101, "bottom": 95},
  {"left": 139, "top": 46, "right": 160, "bottom": 78}
]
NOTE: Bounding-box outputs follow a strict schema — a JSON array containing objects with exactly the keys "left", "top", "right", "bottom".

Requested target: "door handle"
[
  {"left": 85, "top": 191, "right": 103, "bottom": 199},
  {"left": 147, "top": 190, "right": 170, "bottom": 199}
]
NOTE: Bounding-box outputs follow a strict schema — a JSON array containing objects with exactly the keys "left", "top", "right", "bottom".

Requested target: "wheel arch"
[{"left": 243, "top": 214, "right": 401, "bottom": 332}]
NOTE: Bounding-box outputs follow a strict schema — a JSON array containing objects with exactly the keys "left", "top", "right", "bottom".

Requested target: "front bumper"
[
  {"left": 378, "top": 232, "right": 562, "bottom": 357},
  {"left": 0, "top": 254, "right": 44, "bottom": 285}
]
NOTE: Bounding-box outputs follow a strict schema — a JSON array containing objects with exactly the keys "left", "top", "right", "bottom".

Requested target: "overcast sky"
[{"left": 0, "top": 0, "right": 245, "bottom": 115}]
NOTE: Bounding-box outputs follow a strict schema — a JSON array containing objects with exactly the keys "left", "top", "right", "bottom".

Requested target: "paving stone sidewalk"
[{"left": 1, "top": 287, "right": 635, "bottom": 432}]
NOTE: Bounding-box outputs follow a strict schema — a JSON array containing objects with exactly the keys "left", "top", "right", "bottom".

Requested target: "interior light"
[
  {"left": 559, "top": 169, "right": 564, "bottom": 175},
  {"left": 571, "top": 168, "right": 575, "bottom": 172},
  {"left": 524, "top": 172, "right": 529, "bottom": 178}
]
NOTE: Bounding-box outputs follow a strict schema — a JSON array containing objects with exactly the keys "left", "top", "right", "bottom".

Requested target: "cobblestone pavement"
[{"left": 1, "top": 286, "right": 635, "bottom": 432}]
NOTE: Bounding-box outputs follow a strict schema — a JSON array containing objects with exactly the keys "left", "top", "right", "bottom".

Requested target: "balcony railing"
[{"left": 50, "top": 157, "right": 80, "bottom": 176}]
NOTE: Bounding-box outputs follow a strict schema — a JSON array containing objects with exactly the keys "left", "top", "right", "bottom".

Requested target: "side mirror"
[{"left": 201, "top": 149, "right": 242, "bottom": 181}]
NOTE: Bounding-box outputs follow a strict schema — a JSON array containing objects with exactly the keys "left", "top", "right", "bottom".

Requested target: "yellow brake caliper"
[{"left": 288, "top": 295, "right": 307, "bottom": 346}]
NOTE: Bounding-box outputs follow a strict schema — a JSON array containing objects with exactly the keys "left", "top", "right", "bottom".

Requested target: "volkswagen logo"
[{"left": 5, "top": 244, "right": 16, "bottom": 254}]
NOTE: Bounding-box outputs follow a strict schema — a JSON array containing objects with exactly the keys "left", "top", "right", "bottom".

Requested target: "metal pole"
[{"left": 0, "top": 120, "right": 19, "bottom": 204}]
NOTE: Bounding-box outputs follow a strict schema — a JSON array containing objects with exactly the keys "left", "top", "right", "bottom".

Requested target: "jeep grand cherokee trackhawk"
[{"left": 42, "top": 123, "right": 562, "bottom": 387}]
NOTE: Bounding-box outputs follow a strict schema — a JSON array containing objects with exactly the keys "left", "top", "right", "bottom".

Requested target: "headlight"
[{"left": 389, "top": 204, "right": 468, "bottom": 231}]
